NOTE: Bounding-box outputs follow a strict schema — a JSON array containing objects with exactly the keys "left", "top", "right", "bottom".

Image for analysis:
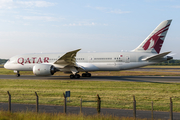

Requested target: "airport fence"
[{"left": 2, "top": 91, "right": 178, "bottom": 120}]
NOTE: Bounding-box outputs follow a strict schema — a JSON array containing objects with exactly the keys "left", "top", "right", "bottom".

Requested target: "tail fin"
[{"left": 133, "top": 20, "right": 172, "bottom": 54}]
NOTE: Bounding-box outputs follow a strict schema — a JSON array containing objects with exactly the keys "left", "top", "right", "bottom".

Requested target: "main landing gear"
[
  {"left": 70, "top": 74, "right": 80, "bottom": 79},
  {"left": 69, "top": 72, "right": 91, "bottom": 79},
  {"left": 82, "top": 72, "right": 91, "bottom": 77}
]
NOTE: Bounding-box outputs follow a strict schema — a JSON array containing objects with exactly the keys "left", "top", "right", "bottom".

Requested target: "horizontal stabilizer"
[{"left": 142, "top": 51, "right": 171, "bottom": 61}]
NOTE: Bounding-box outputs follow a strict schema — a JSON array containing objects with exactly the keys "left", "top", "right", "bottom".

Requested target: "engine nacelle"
[{"left": 33, "top": 64, "right": 56, "bottom": 76}]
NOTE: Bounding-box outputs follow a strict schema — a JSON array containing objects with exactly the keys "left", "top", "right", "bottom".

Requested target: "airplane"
[{"left": 4, "top": 20, "right": 173, "bottom": 79}]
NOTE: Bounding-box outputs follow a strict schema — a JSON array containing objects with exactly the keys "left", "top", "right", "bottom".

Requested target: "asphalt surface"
[
  {"left": 0, "top": 103, "right": 180, "bottom": 119},
  {"left": 0, "top": 75, "right": 180, "bottom": 83}
]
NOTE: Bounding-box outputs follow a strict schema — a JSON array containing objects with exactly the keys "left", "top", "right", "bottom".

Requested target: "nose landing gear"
[
  {"left": 16, "top": 73, "right": 20, "bottom": 77},
  {"left": 14, "top": 71, "right": 20, "bottom": 77}
]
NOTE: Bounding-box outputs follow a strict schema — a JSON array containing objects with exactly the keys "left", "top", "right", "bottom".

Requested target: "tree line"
[
  {"left": 0, "top": 59, "right": 8, "bottom": 65},
  {"left": 154, "top": 59, "right": 180, "bottom": 66}
]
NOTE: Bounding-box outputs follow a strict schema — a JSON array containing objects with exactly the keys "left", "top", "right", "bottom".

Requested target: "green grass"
[
  {"left": 1, "top": 66, "right": 180, "bottom": 112},
  {"left": 1, "top": 79, "right": 180, "bottom": 112},
  {"left": 0, "top": 68, "right": 34, "bottom": 75},
  {"left": 0, "top": 110, "right": 155, "bottom": 120}
]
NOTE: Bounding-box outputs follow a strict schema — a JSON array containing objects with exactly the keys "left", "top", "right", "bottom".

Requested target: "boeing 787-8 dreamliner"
[{"left": 4, "top": 20, "right": 173, "bottom": 79}]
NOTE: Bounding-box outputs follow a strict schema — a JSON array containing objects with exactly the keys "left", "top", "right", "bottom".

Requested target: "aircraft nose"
[
  {"left": 4, "top": 62, "right": 8, "bottom": 69},
  {"left": 4, "top": 62, "right": 10, "bottom": 69}
]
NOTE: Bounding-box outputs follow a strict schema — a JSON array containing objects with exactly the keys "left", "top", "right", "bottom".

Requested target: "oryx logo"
[{"left": 142, "top": 24, "right": 170, "bottom": 53}]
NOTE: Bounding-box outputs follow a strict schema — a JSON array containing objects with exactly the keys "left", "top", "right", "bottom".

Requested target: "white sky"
[{"left": 0, "top": 0, "right": 180, "bottom": 59}]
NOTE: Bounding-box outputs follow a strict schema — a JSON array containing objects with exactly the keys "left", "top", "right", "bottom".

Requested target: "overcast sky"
[{"left": 0, "top": 0, "right": 180, "bottom": 59}]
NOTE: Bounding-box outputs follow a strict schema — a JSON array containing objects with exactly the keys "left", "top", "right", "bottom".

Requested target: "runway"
[
  {"left": 0, "top": 103, "right": 180, "bottom": 119},
  {"left": 0, "top": 75, "right": 180, "bottom": 83}
]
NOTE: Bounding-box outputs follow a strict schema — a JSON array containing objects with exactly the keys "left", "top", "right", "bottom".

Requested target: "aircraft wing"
[
  {"left": 54, "top": 49, "right": 81, "bottom": 67},
  {"left": 142, "top": 51, "right": 171, "bottom": 61}
]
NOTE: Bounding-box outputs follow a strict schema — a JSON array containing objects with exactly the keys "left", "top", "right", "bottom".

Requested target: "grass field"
[
  {"left": 1, "top": 66, "right": 180, "bottom": 113},
  {"left": 0, "top": 110, "right": 154, "bottom": 120},
  {"left": 1, "top": 79, "right": 180, "bottom": 112}
]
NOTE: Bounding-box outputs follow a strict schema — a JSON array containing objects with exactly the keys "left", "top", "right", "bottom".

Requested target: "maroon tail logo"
[{"left": 142, "top": 24, "right": 170, "bottom": 54}]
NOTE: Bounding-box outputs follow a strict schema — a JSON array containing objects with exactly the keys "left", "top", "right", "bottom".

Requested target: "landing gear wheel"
[
  {"left": 70, "top": 75, "right": 75, "bottom": 79},
  {"left": 70, "top": 74, "right": 80, "bottom": 79},
  {"left": 82, "top": 73, "right": 87, "bottom": 77},
  {"left": 16, "top": 71, "right": 20, "bottom": 77},
  {"left": 87, "top": 73, "right": 91, "bottom": 77},
  {"left": 82, "top": 72, "right": 91, "bottom": 77},
  {"left": 75, "top": 74, "right": 80, "bottom": 79},
  {"left": 16, "top": 74, "right": 20, "bottom": 77}
]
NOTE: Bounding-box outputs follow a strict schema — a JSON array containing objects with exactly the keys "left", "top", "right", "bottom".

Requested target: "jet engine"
[{"left": 33, "top": 64, "right": 56, "bottom": 76}]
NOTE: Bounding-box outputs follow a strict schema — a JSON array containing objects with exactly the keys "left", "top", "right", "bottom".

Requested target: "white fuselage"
[{"left": 4, "top": 52, "right": 164, "bottom": 73}]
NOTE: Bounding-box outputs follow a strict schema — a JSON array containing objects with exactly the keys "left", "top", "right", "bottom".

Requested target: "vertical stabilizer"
[{"left": 133, "top": 20, "right": 172, "bottom": 54}]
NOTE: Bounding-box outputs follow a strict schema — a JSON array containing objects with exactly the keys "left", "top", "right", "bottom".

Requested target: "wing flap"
[
  {"left": 54, "top": 49, "right": 81, "bottom": 67},
  {"left": 142, "top": 51, "right": 171, "bottom": 61}
]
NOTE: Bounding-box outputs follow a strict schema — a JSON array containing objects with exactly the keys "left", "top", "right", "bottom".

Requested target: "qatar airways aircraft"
[{"left": 4, "top": 20, "right": 173, "bottom": 79}]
